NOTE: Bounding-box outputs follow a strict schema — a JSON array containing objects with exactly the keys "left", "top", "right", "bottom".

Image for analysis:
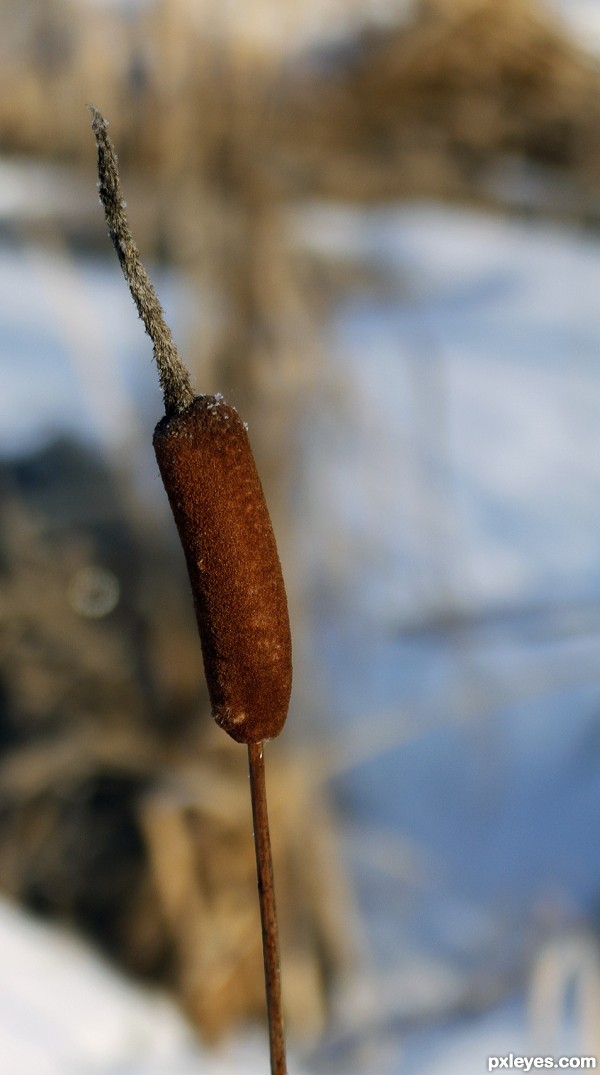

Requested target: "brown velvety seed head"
[{"left": 153, "top": 396, "right": 292, "bottom": 743}]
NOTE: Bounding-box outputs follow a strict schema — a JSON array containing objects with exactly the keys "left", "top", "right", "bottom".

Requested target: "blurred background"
[{"left": 2, "top": 0, "right": 600, "bottom": 1072}]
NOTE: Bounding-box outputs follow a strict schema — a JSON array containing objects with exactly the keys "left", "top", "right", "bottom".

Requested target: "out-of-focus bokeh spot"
[{"left": 68, "top": 565, "right": 121, "bottom": 619}]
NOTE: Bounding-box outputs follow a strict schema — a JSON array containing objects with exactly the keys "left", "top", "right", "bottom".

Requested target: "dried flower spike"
[
  {"left": 90, "top": 105, "right": 291, "bottom": 1075},
  {"left": 89, "top": 105, "right": 292, "bottom": 746}
]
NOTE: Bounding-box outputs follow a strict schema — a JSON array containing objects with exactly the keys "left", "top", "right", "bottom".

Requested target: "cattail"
[
  {"left": 153, "top": 396, "right": 292, "bottom": 743},
  {"left": 90, "top": 106, "right": 291, "bottom": 1075},
  {"left": 88, "top": 106, "right": 292, "bottom": 746}
]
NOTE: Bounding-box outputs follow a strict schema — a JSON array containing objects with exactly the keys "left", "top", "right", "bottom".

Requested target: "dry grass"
[
  {"left": 284, "top": 0, "right": 600, "bottom": 203},
  {"left": 0, "top": 475, "right": 354, "bottom": 1043},
  {"left": 3, "top": 0, "right": 600, "bottom": 200},
  {"left": 3, "top": 0, "right": 600, "bottom": 1048}
]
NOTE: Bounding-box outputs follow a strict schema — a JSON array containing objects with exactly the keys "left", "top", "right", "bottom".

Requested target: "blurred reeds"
[
  {"left": 3, "top": 0, "right": 600, "bottom": 1051},
  {"left": 3, "top": 0, "right": 600, "bottom": 203},
  {"left": 5, "top": 0, "right": 600, "bottom": 470},
  {"left": 0, "top": 444, "right": 356, "bottom": 1042}
]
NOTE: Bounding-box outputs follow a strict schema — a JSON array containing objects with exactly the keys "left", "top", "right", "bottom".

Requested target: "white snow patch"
[
  {"left": 0, "top": 898, "right": 306, "bottom": 1075},
  {"left": 292, "top": 202, "right": 600, "bottom": 620}
]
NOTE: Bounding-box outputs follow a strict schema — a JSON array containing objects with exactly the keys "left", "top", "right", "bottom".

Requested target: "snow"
[
  {"left": 3, "top": 196, "right": 600, "bottom": 1070},
  {"left": 287, "top": 201, "right": 600, "bottom": 1071},
  {"left": 549, "top": 0, "right": 600, "bottom": 54},
  {"left": 292, "top": 203, "right": 600, "bottom": 620},
  {"left": 4, "top": 880, "right": 586, "bottom": 1075},
  {"left": 0, "top": 898, "right": 300, "bottom": 1074}
]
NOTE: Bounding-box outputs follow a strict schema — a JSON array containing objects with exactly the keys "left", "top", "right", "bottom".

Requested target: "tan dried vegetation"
[
  {"left": 2, "top": 0, "right": 600, "bottom": 1047},
  {"left": 0, "top": 489, "right": 352, "bottom": 1042}
]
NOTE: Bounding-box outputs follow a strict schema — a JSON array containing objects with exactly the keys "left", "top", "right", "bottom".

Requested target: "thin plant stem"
[
  {"left": 248, "top": 741, "right": 287, "bottom": 1075},
  {"left": 90, "top": 107, "right": 291, "bottom": 1066}
]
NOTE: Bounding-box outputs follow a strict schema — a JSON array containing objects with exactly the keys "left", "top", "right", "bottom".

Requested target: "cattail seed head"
[
  {"left": 153, "top": 395, "right": 292, "bottom": 743},
  {"left": 89, "top": 106, "right": 292, "bottom": 744}
]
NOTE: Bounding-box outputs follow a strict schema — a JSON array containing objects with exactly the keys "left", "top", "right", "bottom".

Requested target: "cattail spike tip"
[{"left": 88, "top": 104, "right": 194, "bottom": 416}]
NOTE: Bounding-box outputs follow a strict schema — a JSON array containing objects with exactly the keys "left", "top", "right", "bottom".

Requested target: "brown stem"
[{"left": 248, "top": 741, "right": 287, "bottom": 1075}]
